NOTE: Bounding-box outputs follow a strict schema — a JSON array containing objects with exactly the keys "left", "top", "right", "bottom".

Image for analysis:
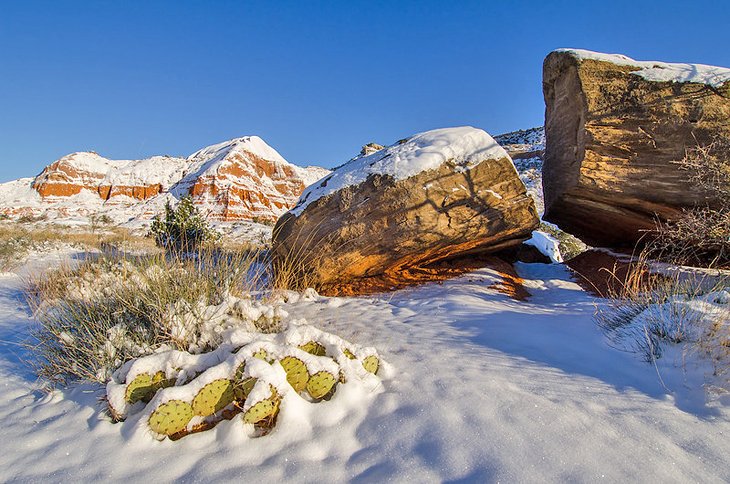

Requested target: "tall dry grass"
[
  {"left": 26, "top": 248, "right": 266, "bottom": 386},
  {"left": 0, "top": 223, "right": 155, "bottom": 271},
  {"left": 594, "top": 248, "right": 729, "bottom": 392}
]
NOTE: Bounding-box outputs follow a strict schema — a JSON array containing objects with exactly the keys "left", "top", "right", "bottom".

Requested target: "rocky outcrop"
[
  {"left": 272, "top": 127, "right": 539, "bottom": 295},
  {"left": 32, "top": 152, "right": 187, "bottom": 201},
  {"left": 180, "top": 137, "right": 329, "bottom": 223},
  {"left": 6, "top": 137, "right": 329, "bottom": 224},
  {"left": 542, "top": 49, "right": 730, "bottom": 248}
]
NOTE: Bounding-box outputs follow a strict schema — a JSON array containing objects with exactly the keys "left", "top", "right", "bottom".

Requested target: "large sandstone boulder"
[
  {"left": 542, "top": 49, "right": 730, "bottom": 248},
  {"left": 272, "top": 127, "right": 539, "bottom": 294}
]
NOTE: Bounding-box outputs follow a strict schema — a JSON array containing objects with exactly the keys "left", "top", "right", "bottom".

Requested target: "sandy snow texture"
[
  {"left": 558, "top": 48, "right": 730, "bottom": 88},
  {"left": 0, "top": 253, "right": 729, "bottom": 481}
]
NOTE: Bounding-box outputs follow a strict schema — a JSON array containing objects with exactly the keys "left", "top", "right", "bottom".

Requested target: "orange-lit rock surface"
[{"left": 273, "top": 127, "right": 539, "bottom": 294}]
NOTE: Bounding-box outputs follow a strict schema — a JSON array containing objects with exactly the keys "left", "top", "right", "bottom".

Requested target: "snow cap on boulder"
[{"left": 291, "top": 126, "right": 509, "bottom": 216}]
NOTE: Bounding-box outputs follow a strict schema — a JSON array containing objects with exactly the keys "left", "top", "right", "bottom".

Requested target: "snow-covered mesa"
[
  {"left": 291, "top": 126, "right": 510, "bottom": 216},
  {"left": 558, "top": 48, "right": 730, "bottom": 88},
  {"left": 0, "top": 135, "right": 330, "bottom": 229}
]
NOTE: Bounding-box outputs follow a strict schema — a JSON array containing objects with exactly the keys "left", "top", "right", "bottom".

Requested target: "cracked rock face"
[
  {"left": 542, "top": 50, "right": 730, "bottom": 248},
  {"left": 272, "top": 131, "right": 539, "bottom": 295}
]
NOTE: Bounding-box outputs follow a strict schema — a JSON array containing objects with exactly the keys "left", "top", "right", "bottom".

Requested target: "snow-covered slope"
[
  {"left": 0, "top": 137, "right": 330, "bottom": 227},
  {"left": 495, "top": 127, "right": 545, "bottom": 215}
]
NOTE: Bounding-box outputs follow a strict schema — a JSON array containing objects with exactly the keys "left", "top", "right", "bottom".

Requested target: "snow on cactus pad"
[{"left": 105, "top": 320, "right": 386, "bottom": 440}]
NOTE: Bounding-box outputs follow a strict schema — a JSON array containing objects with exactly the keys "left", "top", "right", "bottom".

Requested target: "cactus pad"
[
  {"left": 307, "top": 371, "right": 337, "bottom": 399},
  {"left": 125, "top": 373, "right": 154, "bottom": 403},
  {"left": 280, "top": 356, "right": 309, "bottom": 392},
  {"left": 192, "top": 379, "right": 235, "bottom": 416},
  {"left": 148, "top": 400, "right": 194, "bottom": 436},
  {"left": 126, "top": 372, "right": 173, "bottom": 404},
  {"left": 243, "top": 387, "right": 280, "bottom": 424},
  {"left": 234, "top": 377, "right": 257, "bottom": 401},
  {"left": 253, "top": 349, "right": 269, "bottom": 361},
  {"left": 299, "top": 341, "right": 326, "bottom": 357},
  {"left": 363, "top": 355, "right": 379, "bottom": 375},
  {"left": 343, "top": 348, "right": 356, "bottom": 360}
]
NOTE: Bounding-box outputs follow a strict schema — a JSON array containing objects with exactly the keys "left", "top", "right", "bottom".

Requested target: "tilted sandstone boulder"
[
  {"left": 272, "top": 127, "right": 539, "bottom": 294},
  {"left": 542, "top": 49, "right": 730, "bottom": 248}
]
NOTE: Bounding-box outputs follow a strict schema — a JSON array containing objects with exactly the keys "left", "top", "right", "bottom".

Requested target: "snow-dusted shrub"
[
  {"left": 149, "top": 196, "right": 220, "bottom": 253},
  {"left": 647, "top": 136, "right": 729, "bottom": 267},
  {"left": 105, "top": 321, "right": 382, "bottom": 440},
  {"left": 596, "top": 257, "right": 729, "bottom": 388},
  {"left": 0, "top": 225, "right": 125, "bottom": 271},
  {"left": 27, "top": 249, "right": 274, "bottom": 385}
]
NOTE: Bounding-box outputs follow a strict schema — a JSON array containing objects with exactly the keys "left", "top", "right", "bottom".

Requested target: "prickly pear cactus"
[
  {"left": 243, "top": 387, "right": 281, "bottom": 424},
  {"left": 148, "top": 400, "right": 194, "bottom": 436},
  {"left": 108, "top": 320, "right": 383, "bottom": 441},
  {"left": 307, "top": 371, "right": 337, "bottom": 400},
  {"left": 299, "top": 341, "right": 326, "bottom": 357},
  {"left": 125, "top": 373, "right": 154, "bottom": 404},
  {"left": 363, "top": 355, "right": 379, "bottom": 375},
  {"left": 192, "top": 379, "right": 235, "bottom": 416},
  {"left": 125, "top": 371, "right": 175, "bottom": 404},
  {"left": 280, "top": 356, "right": 309, "bottom": 392}
]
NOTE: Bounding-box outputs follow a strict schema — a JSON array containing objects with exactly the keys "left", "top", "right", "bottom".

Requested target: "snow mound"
[
  {"left": 525, "top": 230, "right": 563, "bottom": 263},
  {"left": 557, "top": 48, "right": 730, "bottom": 88},
  {"left": 290, "top": 126, "right": 508, "bottom": 216}
]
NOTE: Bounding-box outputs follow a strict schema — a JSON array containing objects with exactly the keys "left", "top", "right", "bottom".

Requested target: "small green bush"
[{"left": 149, "top": 197, "right": 219, "bottom": 252}]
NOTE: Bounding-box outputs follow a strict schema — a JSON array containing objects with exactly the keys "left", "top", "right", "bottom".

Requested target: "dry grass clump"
[
  {"left": 0, "top": 223, "right": 154, "bottom": 271},
  {"left": 268, "top": 221, "right": 331, "bottom": 293},
  {"left": 594, "top": 135, "right": 730, "bottom": 389},
  {"left": 595, "top": 249, "right": 729, "bottom": 392},
  {"left": 26, "top": 248, "right": 270, "bottom": 386}
]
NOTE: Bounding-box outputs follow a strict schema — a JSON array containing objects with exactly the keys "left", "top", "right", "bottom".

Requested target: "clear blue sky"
[{"left": 1, "top": 0, "right": 729, "bottom": 182}]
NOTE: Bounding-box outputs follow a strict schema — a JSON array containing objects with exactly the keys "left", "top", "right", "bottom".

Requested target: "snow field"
[{"left": 0, "top": 252, "right": 728, "bottom": 481}]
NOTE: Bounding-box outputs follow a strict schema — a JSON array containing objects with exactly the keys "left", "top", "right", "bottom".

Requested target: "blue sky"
[{"left": 1, "top": 0, "right": 728, "bottom": 181}]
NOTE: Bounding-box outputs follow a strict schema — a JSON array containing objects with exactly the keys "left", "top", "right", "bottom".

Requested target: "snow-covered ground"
[{"left": 0, "top": 251, "right": 728, "bottom": 481}]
